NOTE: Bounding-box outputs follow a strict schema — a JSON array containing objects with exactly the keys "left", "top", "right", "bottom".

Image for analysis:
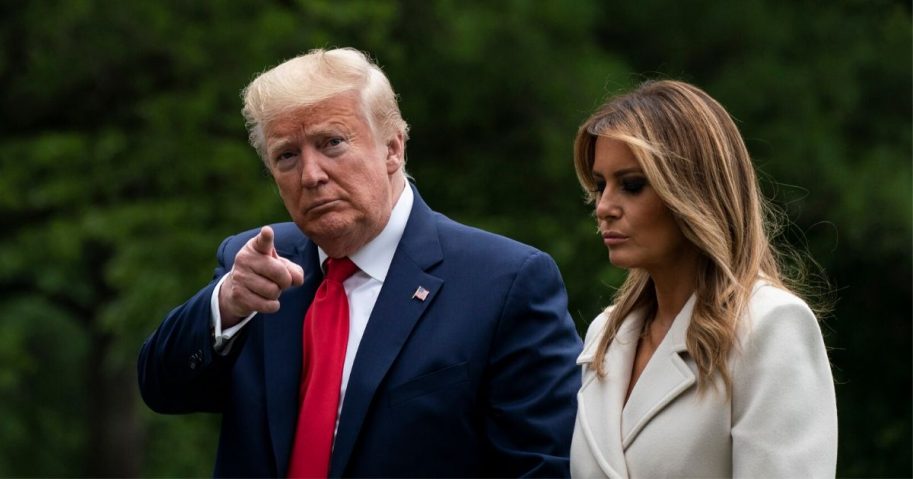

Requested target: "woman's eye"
[
  {"left": 591, "top": 180, "right": 606, "bottom": 194},
  {"left": 622, "top": 177, "right": 647, "bottom": 194}
]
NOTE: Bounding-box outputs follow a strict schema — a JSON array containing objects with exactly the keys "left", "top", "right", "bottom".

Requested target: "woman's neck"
[
  {"left": 647, "top": 250, "right": 701, "bottom": 328},
  {"left": 651, "top": 276, "right": 695, "bottom": 328}
]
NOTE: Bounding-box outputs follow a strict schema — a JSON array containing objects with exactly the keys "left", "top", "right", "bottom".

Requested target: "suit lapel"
[
  {"left": 329, "top": 185, "right": 444, "bottom": 477},
  {"left": 620, "top": 295, "right": 697, "bottom": 449},
  {"left": 264, "top": 239, "right": 321, "bottom": 476},
  {"left": 576, "top": 310, "right": 644, "bottom": 479}
]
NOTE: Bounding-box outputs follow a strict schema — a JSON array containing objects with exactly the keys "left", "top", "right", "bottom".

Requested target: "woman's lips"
[{"left": 602, "top": 232, "right": 629, "bottom": 246}]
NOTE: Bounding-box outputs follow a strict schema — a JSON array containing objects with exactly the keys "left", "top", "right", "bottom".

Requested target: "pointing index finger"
[{"left": 252, "top": 226, "right": 275, "bottom": 256}]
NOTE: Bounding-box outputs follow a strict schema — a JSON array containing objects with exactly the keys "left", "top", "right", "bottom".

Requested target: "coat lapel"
[
  {"left": 620, "top": 294, "right": 697, "bottom": 449},
  {"left": 263, "top": 239, "right": 321, "bottom": 476},
  {"left": 329, "top": 185, "right": 444, "bottom": 478},
  {"left": 576, "top": 310, "right": 645, "bottom": 479}
]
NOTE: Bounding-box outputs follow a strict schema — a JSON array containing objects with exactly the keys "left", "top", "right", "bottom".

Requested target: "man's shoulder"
[{"left": 430, "top": 212, "right": 547, "bottom": 264}]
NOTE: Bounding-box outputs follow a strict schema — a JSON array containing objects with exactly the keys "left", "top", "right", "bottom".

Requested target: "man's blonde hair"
[{"left": 241, "top": 47, "right": 409, "bottom": 163}]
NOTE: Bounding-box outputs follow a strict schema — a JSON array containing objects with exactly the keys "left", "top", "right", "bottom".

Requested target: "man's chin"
[{"left": 295, "top": 217, "right": 354, "bottom": 243}]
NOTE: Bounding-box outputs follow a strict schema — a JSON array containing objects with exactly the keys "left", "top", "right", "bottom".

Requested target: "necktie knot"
[{"left": 325, "top": 257, "right": 358, "bottom": 283}]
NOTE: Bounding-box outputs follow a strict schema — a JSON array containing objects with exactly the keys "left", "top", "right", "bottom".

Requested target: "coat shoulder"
[
  {"left": 431, "top": 212, "right": 549, "bottom": 266},
  {"left": 733, "top": 281, "right": 828, "bottom": 379},
  {"left": 742, "top": 282, "right": 818, "bottom": 339},
  {"left": 748, "top": 282, "right": 813, "bottom": 317}
]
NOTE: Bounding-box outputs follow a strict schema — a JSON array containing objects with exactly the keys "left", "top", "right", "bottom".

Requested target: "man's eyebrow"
[
  {"left": 265, "top": 138, "right": 294, "bottom": 155},
  {"left": 304, "top": 127, "right": 341, "bottom": 138},
  {"left": 265, "top": 121, "right": 353, "bottom": 150},
  {"left": 306, "top": 121, "right": 353, "bottom": 136}
]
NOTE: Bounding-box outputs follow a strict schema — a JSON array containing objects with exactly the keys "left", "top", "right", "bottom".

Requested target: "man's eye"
[
  {"left": 325, "top": 137, "right": 345, "bottom": 148},
  {"left": 622, "top": 177, "right": 647, "bottom": 194},
  {"left": 272, "top": 151, "right": 299, "bottom": 169}
]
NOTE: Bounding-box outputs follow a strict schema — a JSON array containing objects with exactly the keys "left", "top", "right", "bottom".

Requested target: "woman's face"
[{"left": 591, "top": 136, "right": 693, "bottom": 272}]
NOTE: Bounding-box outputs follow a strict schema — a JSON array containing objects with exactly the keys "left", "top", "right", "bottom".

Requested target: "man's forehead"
[{"left": 266, "top": 94, "right": 366, "bottom": 138}]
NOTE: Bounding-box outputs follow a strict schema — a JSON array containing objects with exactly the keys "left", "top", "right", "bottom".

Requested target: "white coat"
[{"left": 570, "top": 283, "right": 838, "bottom": 478}]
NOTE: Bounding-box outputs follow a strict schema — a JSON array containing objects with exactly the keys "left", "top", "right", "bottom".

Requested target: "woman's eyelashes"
[
  {"left": 621, "top": 176, "right": 647, "bottom": 194},
  {"left": 590, "top": 176, "right": 647, "bottom": 195}
]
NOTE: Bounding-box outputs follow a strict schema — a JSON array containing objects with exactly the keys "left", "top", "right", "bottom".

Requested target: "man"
[{"left": 138, "top": 47, "right": 582, "bottom": 478}]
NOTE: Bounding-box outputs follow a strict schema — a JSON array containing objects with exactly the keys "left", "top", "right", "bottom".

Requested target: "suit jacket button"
[{"left": 189, "top": 349, "right": 203, "bottom": 369}]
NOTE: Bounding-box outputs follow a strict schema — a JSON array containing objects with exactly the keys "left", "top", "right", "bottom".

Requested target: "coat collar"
[
  {"left": 620, "top": 294, "right": 696, "bottom": 448},
  {"left": 575, "top": 308, "right": 644, "bottom": 479},
  {"left": 575, "top": 293, "right": 698, "bottom": 477}
]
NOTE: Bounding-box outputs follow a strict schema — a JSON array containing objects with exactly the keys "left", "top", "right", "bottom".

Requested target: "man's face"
[{"left": 263, "top": 92, "right": 405, "bottom": 257}]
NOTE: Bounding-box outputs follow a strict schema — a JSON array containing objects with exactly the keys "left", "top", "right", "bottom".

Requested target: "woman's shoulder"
[
  {"left": 746, "top": 280, "right": 815, "bottom": 323},
  {"left": 737, "top": 280, "right": 822, "bottom": 352}
]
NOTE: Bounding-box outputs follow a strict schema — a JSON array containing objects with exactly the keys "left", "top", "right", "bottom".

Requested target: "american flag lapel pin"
[{"left": 412, "top": 286, "right": 429, "bottom": 301}]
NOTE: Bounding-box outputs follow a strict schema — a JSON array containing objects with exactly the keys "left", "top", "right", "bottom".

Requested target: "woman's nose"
[{"left": 595, "top": 192, "right": 621, "bottom": 220}]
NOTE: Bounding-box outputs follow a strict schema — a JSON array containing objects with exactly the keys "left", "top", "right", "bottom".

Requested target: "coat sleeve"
[
  {"left": 730, "top": 290, "right": 838, "bottom": 477},
  {"left": 483, "top": 250, "right": 583, "bottom": 478},
  {"left": 136, "top": 233, "right": 244, "bottom": 414}
]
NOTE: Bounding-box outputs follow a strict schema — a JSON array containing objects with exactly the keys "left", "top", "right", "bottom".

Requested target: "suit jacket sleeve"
[
  {"left": 483, "top": 250, "right": 583, "bottom": 477},
  {"left": 137, "top": 233, "right": 243, "bottom": 414},
  {"left": 730, "top": 296, "right": 838, "bottom": 477}
]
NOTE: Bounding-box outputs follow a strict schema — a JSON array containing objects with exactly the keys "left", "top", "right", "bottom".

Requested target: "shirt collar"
[{"left": 317, "top": 182, "right": 413, "bottom": 282}]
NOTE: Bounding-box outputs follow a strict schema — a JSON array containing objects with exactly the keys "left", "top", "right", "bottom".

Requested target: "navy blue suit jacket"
[{"left": 138, "top": 185, "right": 582, "bottom": 477}]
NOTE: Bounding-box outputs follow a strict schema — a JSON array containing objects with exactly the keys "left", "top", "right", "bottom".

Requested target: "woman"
[{"left": 569, "top": 80, "right": 837, "bottom": 478}]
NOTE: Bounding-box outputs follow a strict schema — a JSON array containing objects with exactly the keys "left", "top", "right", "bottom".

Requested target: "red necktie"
[{"left": 287, "top": 257, "right": 358, "bottom": 478}]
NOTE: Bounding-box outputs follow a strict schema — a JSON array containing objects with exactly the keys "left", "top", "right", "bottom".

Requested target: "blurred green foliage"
[{"left": 0, "top": 0, "right": 909, "bottom": 476}]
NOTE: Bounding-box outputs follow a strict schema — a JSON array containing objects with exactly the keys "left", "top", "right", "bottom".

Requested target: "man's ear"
[{"left": 385, "top": 131, "right": 405, "bottom": 174}]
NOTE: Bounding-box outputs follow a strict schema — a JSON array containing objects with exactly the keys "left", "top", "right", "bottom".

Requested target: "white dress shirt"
[{"left": 210, "top": 183, "right": 413, "bottom": 414}]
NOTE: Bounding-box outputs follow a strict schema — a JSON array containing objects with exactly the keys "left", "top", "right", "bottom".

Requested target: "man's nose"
[{"left": 299, "top": 150, "right": 329, "bottom": 188}]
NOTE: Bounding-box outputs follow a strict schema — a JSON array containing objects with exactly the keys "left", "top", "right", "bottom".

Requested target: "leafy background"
[{"left": 0, "top": 0, "right": 909, "bottom": 476}]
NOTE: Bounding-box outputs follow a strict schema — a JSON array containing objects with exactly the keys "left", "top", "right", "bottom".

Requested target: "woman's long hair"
[{"left": 573, "top": 80, "right": 799, "bottom": 395}]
